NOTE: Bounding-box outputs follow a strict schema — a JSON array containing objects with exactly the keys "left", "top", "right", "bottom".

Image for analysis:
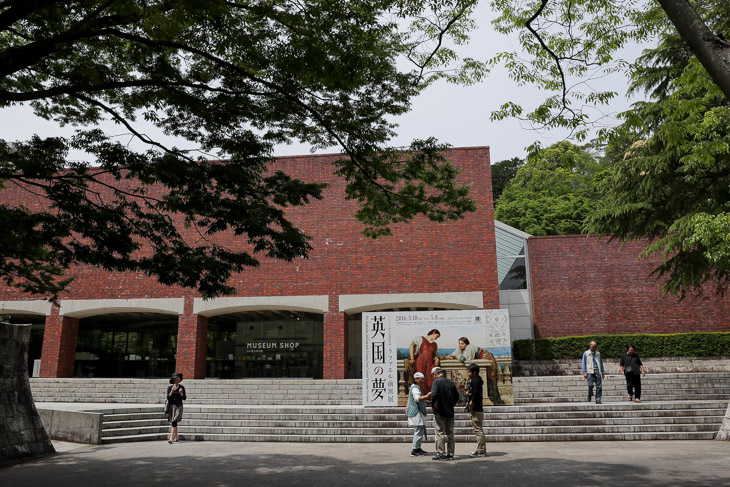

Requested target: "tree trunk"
[{"left": 658, "top": 0, "right": 730, "bottom": 100}]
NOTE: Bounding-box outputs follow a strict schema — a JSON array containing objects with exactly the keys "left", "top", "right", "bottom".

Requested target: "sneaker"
[
  {"left": 432, "top": 454, "right": 446, "bottom": 461},
  {"left": 635, "top": 398, "right": 641, "bottom": 403},
  {"left": 445, "top": 455, "right": 454, "bottom": 461},
  {"left": 469, "top": 451, "right": 487, "bottom": 458},
  {"left": 411, "top": 449, "right": 420, "bottom": 457},
  {"left": 416, "top": 448, "right": 428, "bottom": 455},
  {"left": 627, "top": 396, "right": 633, "bottom": 401},
  {"left": 595, "top": 400, "right": 602, "bottom": 404}
]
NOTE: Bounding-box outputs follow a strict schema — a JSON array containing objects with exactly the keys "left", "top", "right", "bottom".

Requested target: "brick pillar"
[
  {"left": 176, "top": 299, "right": 208, "bottom": 379},
  {"left": 39, "top": 307, "right": 79, "bottom": 378},
  {"left": 323, "top": 311, "right": 348, "bottom": 379}
]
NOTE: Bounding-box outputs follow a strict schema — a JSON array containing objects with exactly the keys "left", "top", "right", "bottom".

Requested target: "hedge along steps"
[{"left": 513, "top": 332, "right": 730, "bottom": 361}]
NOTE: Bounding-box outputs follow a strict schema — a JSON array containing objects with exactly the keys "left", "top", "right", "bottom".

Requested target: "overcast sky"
[{"left": 0, "top": 4, "right": 648, "bottom": 164}]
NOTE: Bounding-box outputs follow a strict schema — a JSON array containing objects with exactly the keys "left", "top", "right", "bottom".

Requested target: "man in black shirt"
[
  {"left": 466, "top": 363, "right": 487, "bottom": 457},
  {"left": 430, "top": 366, "right": 459, "bottom": 460}
]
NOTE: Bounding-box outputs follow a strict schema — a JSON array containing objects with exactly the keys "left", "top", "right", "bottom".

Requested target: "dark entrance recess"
[{"left": 207, "top": 311, "right": 323, "bottom": 379}]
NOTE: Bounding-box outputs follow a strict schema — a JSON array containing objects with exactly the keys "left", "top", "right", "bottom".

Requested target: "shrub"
[{"left": 512, "top": 332, "right": 730, "bottom": 360}]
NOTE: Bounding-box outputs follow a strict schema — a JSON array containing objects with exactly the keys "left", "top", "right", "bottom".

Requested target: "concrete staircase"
[
  {"left": 32, "top": 373, "right": 730, "bottom": 443},
  {"left": 96, "top": 400, "right": 727, "bottom": 444},
  {"left": 30, "top": 378, "right": 361, "bottom": 405},
  {"left": 514, "top": 373, "right": 730, "bottom": 404}
]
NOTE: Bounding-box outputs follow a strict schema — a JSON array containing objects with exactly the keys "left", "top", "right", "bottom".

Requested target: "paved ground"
[{"left": 2, "top": 439, "right": 729, "bottom": 486}]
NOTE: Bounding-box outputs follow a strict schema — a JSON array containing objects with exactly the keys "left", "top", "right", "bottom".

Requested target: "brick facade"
[
  {"left": 39, "top": 309, "right": 79, "bottom": 378},
  {"left": 527, "top": 235, "right": 730, "bottom": 337},
  {"left": 1, "top": 147, "right": 498, "bottom": 379},
  {"left": 176, "top": 299, "right": 209, "bottom": 379}
]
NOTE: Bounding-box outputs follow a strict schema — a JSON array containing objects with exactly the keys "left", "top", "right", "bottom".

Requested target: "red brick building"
[
  {"left": 5, "top": 147, "right": 728, "bottom": 381},
  {"left": 0, "top": 147, "right": 499, "bottom": 380},
  {"left": 527, "top": 235, "right": 730, "bottom": 337}
]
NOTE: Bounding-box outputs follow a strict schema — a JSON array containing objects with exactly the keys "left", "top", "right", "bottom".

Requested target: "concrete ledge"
[
  {"left": 37, "top": 408, "right": 103, "bottom": 444},
  {"left": 194, "top": 295, "right": 329, "bottom": 316},
  {"left": 514, "top": 356, "right": 730, "bottom": 376},
  {"left": 339, "top": 292, "right": 483, "bottom": 314},
  {"left": 59, "top": 298, "right": 185, "bottom": 317},
  {"left": 0, "top": 300, "right": 52, "bottom": 316}
]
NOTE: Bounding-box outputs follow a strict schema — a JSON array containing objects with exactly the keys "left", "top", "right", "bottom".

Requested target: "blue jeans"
[
  {"left": 412, "top": 424, "right": 426, "bottom": 449},
  {"left": 587, "top": 373, "right": 602, "bottom": 402}
]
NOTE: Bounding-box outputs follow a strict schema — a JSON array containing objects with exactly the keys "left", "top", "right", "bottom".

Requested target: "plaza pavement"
[{"left": 2, "top": 438, "right": 729, "bottom": 486}]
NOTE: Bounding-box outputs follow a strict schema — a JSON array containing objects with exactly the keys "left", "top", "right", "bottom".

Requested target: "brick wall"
[
  {"left": 1, "top": 147, "right": 499, "bottom": 378},
  {"left": 528, "top": 235, "right": 730, "bottom": 337}
]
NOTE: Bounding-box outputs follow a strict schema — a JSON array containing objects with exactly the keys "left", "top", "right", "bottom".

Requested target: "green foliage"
[
  {"left": 587, "top": 7, "right": 730, "bottom": 297},
  {"left": 489, "top": 0, "right": 663, "bottom": 139},
  {"left": 0, "top": 1, "right": 481, "bottom": 300},
  {"left": 490, "top": 156, "right": 524, "bottom": 204},
  {"left": 513, "top": 332, "right": 730, "bottom": 360},
  {"left": 494, "top": 141, "right": 604, "bottom": 235}
]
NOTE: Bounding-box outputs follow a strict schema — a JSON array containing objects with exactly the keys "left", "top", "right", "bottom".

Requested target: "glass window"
[
  {"left": 497, "top": 256, "right": 527, "bottom": 290},
  {"left": 207, "top": 312, "right": 323, "bottom": 379}
]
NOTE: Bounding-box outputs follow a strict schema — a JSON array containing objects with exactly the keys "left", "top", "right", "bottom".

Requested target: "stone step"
[
  {"left": 102, "top": 414, "right": 725, "bottom": 431},
  {"left": 103, "top": 422, "right": 721, "bottom": 438},
  {"left": 101, "top": 431, "right": 719, "bottom": 444},
  {"left": 101, "top": 405, "right": 726, "bottom": 420},
  {"left": 516, "top": 395, "right": 730, "bottom": 404}
]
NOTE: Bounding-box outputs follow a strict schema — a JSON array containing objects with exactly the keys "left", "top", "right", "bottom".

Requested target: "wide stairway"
[{"left": 31, "top": 373, "right": 730, "bottom": 443}]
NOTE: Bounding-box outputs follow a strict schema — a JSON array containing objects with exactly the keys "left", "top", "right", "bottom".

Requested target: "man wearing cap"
[
  {"left": 407, "top": 371, "right": 432, "bottom": 457},
  {"left": 430, "top": 366, "right": 459, "bottom": 460}
]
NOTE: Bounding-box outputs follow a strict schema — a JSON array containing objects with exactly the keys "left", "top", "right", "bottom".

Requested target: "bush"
[{"left": 512, "top": 332, "right": 730, "bottom": 360}]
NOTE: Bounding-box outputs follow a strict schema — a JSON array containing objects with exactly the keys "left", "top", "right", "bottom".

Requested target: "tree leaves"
[{"left": 0, "top": 1, "right": 479, "bottom": 299}]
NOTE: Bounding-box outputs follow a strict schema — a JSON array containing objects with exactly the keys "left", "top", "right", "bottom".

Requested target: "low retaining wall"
[
  {"left": 513, "top": 356, "right": 730, "bottom": 377},
  {"left": 36, "top": 409, "right": 103, "bottom": 445}
]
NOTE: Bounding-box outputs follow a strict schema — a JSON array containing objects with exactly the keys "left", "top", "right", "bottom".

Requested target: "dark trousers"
[
  {"left": 587, "top": 373, "right": 602, "bottom": 402},
  {"left": 625, "top": 373, "right": 641, "bottom": 399}
]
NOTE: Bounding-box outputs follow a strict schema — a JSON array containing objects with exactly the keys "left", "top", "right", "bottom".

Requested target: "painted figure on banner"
[
  {"left": 443, "top": 337, "right": 504, "bottom": 405},
  {"left": 405, "top": 329, "right": 441, "bottom": 392}
]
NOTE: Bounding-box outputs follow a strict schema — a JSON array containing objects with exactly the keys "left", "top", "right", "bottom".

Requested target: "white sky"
[{"left": 0, "top": 4, "right": 649, "bottom": 164}]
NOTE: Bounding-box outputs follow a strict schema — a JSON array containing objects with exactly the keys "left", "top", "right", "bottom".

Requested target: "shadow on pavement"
[{"left": 1, "top": 441, "right": 729, "bottom": 487}]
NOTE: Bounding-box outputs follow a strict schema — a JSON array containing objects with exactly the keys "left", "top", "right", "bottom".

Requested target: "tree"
[
  {"left": 494, "top": 141, "right": 603, "bottom": 235},
  {"left": 0, "top": 0, "right": 482, "bottom": 300},
  {"left": 586, "top": 31, "right": 730, "bottom": 297},
  {"left": 489, "top": 0, "right": 729, "bottom": 138},
  {"left": 490, "top": 156, "right": 523, "bottom": 204},
  {"left": 487, "top": 0, "right": 730, "bottom": 297}
]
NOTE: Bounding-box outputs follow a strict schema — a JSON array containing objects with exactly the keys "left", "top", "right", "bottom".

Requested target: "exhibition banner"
[{"left": 362, "top": 309, "right": 512, "bottom": 407}]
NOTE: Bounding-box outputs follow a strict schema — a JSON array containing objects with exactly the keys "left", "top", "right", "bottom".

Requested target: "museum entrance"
[
  {"left": 4, "top": 314, "right": 45, "bottom": 377},
  {"left": 74, "top": 312, "right": 178, "bottom": 378},
  {"left": 207, "top": 311, "right": 323, "bottom": 379}
]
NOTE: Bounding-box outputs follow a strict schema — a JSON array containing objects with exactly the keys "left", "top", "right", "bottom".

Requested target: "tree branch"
[{"left": 657, "top": 0, "right": 730, "bottom": 100}]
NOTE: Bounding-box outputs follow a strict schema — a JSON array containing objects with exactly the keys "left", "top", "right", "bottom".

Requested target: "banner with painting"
[{"left": 362, "top": 309, "right": 512, "bottom": 407}]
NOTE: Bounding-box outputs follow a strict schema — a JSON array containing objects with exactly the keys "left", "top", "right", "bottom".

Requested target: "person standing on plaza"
[
  {"left": 166, "top": 372, "right": 186, "bottom": 443},
  {"left": 407, "top": 371, "right": 431, "bottom": 457},
  {"left": 430, "top": 366, "right": 459, "bottom": 461},
  {"left": 465, "top": 363, "right": 487, "bottom": 457},
  {"left": 620, "top": 344, "right": 647, "bottom": 403},
  {"left": 581, "top": 341, "right": 605, "bottom": 404}
]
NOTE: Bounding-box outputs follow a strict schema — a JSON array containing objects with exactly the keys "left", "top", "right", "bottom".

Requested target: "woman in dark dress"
[
  {"left": 166, "top": 372, "right": 186, "bottom": 443},
  {"left": 620, "top": 345, "right": 646, "bottom": 403}
]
